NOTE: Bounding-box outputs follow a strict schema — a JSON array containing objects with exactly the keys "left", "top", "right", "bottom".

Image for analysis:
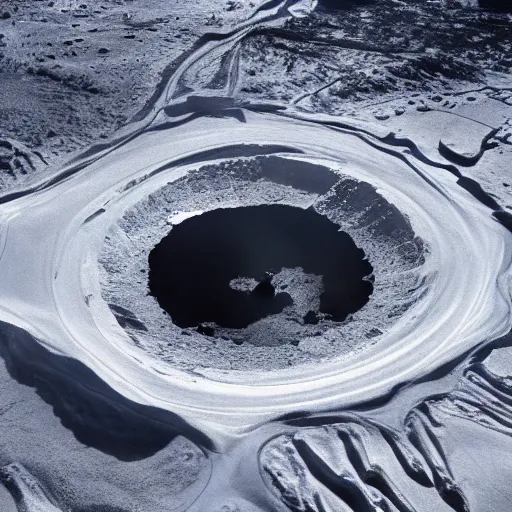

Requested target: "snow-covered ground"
[{"left": 1, "top": 0, "right": 512, "bottom": 511}]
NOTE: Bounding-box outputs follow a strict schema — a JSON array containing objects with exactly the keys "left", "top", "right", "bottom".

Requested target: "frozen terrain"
[{"left": 0, "top": 0, "right": 512, "bottom": 511}]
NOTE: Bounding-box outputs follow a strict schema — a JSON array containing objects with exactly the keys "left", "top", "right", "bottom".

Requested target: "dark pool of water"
[{"left": 148, "top": 205, "right": 373, "bottom": 330}]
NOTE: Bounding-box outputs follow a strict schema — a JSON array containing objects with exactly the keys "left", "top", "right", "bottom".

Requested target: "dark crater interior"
[
  {"left": 318, "top": 0, "right": 375, "bottom": 10},
  {"left": 148, "top": 205, "right": 373, "bottom": 334},
  {"left": 478, "top": 0, "right": 512, "bottom": 11}
]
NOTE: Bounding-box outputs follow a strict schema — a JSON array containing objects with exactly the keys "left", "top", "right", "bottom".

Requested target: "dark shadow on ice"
[
  {"left": 0, "top": 322, "right": 213, "bottom": 461},
  {"left": 457, "top": 176, "right": 501, "bottom": 210},
  {"left": 259, "top": 156, "right": 339, "bottom": 194},
  {"left": 493, "top": 210, "right": 512, "bottom": 233}
]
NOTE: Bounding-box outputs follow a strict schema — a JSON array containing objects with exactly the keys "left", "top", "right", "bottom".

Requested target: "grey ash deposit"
[{"left": 99, "top": 155, "right": 426, "bottom": 375}]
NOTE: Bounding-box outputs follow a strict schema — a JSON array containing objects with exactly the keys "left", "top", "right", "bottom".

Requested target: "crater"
[
  {"left": 148, "top": 205, "right": 373, "bottom": 339},
  {"left": 100, "top": 156, "right": 426, "bottom": 374}
]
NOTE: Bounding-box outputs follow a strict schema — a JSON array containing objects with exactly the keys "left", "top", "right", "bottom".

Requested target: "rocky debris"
[
  {"left": 0, "top": 0, "right": 263, "bottom": 166},
  {"left": 238, "top": 1, "right": 509, "bottom": 115},
  {"left": 0, "top": 137, "right": 48, "bottom": 190},
  {"left": 365, "top": 327, "right": 383, "bottom": 338}
]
